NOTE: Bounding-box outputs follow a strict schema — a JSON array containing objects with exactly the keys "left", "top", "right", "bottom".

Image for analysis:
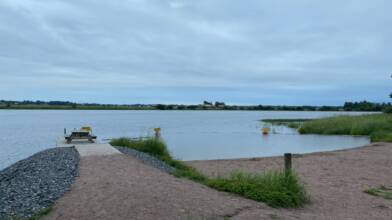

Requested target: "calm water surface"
[{"left": 0, "top": 110, "right": 371, "bottom": 170}]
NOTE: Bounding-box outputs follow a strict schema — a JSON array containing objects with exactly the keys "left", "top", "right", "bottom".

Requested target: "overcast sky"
[{"left": 0, "top": 0, "right": 391, "bottom": 105}]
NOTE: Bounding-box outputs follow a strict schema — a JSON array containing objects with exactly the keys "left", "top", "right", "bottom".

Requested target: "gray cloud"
[{"left": 0, "top": 0, "right": 391, "bottom": 104}]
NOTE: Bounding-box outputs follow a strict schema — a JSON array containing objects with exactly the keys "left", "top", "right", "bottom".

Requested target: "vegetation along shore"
[
  {"left": 1, "top": 99, "right": 391, "bottom": 112},
  {"left": 263, "top": 113, "right": 392, "bottom": 142}
]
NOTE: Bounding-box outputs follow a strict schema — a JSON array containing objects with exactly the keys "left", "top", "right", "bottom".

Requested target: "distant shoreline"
[
  {"left": 0, "top": 105, "right": 381, "bottom": 112},
  {"left": 0, "top": 100, "right": 388, "bottom": 111},
  {"left": 0, "top": 107, "right": 379, "bottom": 112}
]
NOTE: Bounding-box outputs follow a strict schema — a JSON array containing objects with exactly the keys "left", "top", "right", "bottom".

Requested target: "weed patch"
[{"left": 207, "top": 171, "right": 307, "bottom": 208}]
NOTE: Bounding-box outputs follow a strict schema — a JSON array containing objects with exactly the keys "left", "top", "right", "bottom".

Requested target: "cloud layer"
[{"left": 0, "top": 0, "right": 391, "bottom": 105}]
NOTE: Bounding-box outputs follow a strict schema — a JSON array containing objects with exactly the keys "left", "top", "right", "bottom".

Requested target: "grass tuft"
[
  {"left": 364, "top": 185, "right": 392, "bottom": 200},
  {"left": 298, "top": 114, "right": 392, "bottom": 142},
  {"left": 28, "top": 206, "right": 53, "bottom": 220},
  {"left": 110, "top": 137, "right": 170, "bottom": 158},
  {"left": 207, "top": 171, "right": 308, "bottom": 208},
  {"left": 110, "top": 137, "right": 308, "bottom": 208}
]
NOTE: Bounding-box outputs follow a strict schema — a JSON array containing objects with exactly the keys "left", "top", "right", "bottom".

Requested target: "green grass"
[
  {"left": 110, "top": 137, "right": 171, "bottom": 159},
  {"left": 110, "top": 138, "right": 308, "bottom": 208},
  {"left": 262, "top": 119, "right": 313, "bottom": 129},
  {"left": 298, "top": 114, "right": 392, "bottom": 142},
  {"left": 207, "top": 171, "right": 307, "bottom": 208},
  {"left": 364, "top": 185, "right": 392, "bottom": 200},
  {"left": 9, "top": 206, "right": 52, "bottom": 220},
  {"left": 28, "top": 206, "right": 52, "bottom": 220}
]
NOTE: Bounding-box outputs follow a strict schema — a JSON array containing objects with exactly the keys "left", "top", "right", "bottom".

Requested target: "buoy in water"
[{"left": 262, "top": 127, "right": 270, "bottom": 135}]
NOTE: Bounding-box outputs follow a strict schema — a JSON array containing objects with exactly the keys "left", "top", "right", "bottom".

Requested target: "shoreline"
[
  {"left": 1, "top": 141, "right": 371, "bottom": 173},
  {"left": 186, "top": 141, "right": 374, "bottom": 163},
  {"left": 0, "top": 139, "right": 372, "bottom": 173}
]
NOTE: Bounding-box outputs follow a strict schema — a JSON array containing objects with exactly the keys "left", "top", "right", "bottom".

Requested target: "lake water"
[{"left": 0, "top": 110, "right": 371, "bottom": 170}]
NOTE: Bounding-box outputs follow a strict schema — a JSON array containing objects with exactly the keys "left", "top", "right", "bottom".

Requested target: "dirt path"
[
  {"left": 188, "top": 142, "right": 392, "bottom": 219},
  {"left": 44, "top": 154, "right": 278, "bottom": 220}
]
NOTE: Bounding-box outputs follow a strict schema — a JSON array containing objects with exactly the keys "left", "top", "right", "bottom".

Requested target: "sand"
[{"left": 189, "top": 142, "right": 392, "bottom": 219}]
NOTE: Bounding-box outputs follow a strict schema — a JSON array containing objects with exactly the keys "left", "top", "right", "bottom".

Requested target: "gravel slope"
[{"left": 0, "top": 147, "right": 79, "bottom": 219}]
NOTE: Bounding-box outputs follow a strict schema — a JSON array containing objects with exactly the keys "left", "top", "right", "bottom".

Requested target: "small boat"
[{"left": 64, "top": 126, "right": 97, "bottom": 144}]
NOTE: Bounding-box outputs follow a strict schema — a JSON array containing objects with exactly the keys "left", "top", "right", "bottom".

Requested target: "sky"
[{"left": 0, "top": 0, "right": 391, "bottom": 105}]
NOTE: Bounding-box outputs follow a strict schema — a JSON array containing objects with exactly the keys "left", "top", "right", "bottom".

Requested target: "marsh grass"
[
  {"left": 110, "top": 138, "right": 308, "bottom": 208},
  {"left": 298, "top": 114, "right": 392, "bottom": 142}
]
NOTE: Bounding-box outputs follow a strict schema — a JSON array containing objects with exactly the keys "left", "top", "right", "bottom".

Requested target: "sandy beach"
[{"left": 188, "top": 142, "right": 392, "bottom": 219}]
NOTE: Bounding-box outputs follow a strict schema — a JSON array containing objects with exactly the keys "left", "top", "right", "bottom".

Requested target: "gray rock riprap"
[
  {"left": 0, "top": 147, "right": 79, "bottom": 219},
  {"left": 116, "top": 147, "right": 176, "bottom": 174}
]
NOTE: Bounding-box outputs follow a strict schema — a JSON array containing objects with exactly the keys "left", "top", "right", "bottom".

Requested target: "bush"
[{"left": 110, "top": 137, "right": 308, "bottom": 208}]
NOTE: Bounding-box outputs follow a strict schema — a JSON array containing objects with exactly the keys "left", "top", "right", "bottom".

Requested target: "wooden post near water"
[{"left": 284, "top": 153, "right": 292, "bottom": 174}]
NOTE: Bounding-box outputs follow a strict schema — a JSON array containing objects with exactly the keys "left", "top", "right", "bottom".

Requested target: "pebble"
[{"left": 0, "top": 147, "right": 79, "bottom": 219}]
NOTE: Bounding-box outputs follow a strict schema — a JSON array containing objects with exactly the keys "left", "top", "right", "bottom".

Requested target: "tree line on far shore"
[{"left": 0, "top": 99, "right": 391, "bottom": 112}]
